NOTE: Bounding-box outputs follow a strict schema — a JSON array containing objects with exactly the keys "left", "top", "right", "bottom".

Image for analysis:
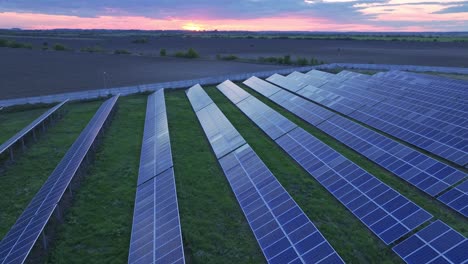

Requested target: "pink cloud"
[{"left": 0, "top": 11, "right": 440, "bottom": 31}]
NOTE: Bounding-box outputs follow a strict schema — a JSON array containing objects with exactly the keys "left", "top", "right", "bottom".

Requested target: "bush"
[
  {"left": 114, "top": 49, "right": 131, "bottom": 55},
  {"left": 160, "top": 48, "right": 167, "bottom": 56},
  {"left": 0, "top": 39, "right": 33, "bottom": 49},
  {"left": 186, "top": 48, "right": 199, "bottom": 58},
  {"left": 283, "top": 55, "right": 291, "bottom": 65},
  {"left": 174, "top": 48, "right": 199, "bottom": 59},
  {"left": 296, "top": 57, "right": 309, "bottom": 66},
  {"left": 0, "top": 39, "right": 10, "bottom": 47},
  {"left": 53, "top": 44, "right": 66, "bottom": 51}
]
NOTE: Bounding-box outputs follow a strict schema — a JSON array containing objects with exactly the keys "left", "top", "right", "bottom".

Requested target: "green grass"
[
  {"left": 205, "top": 86, "right": 402, "bottom": 263},
  {"left": 166, "top": 89, "right": 265, "bottom": 264},
  {"left": 235, "top": 83, "right": 468, "bottom": 236},
  {"left": 47, "top": 96, "right": 146, "bottom": 263},
  {"left": 0, "top": 101, "right": 102, "bottom": 238},
  {"left": 0, "top": 106, "right": 50, "bottom": 143}
]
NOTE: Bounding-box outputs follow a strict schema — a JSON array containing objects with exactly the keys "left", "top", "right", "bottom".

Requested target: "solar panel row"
[
  {"left": 306, "top": 77, "right": 468, "bottom": 138},
  {"left": 222, "top": 81, "right": 433, "bottom": 245},
  {"left": 275, "top": 72, "right": 468, "bottom": 166},
  {"left": 0, "top": 95, "right": 119, "bottom": 264},
  {"left": 376, "top": 71, "right": 468, "bottom": 97},
  {"left": 187, "top": 84, "right": 344, "bottom": 263},
  {"left": 437, "top": 180, "right": 468, "bottom": 218},
  {"left": 285, "top": 73, "right": 467, "bottom": 144},
  {"left": 393, "top": 220, "right": 467, "bottom": 264},
  {"left": 317, "top": 115, "right": 466, "bottom": 197},
  {"left": 0, "top": 100, "right": 68, "bottom": 158},
  {"left": 308, "top": 70, "right": 467, "bottom": 119},
  {"left": 243, "top": 77, "right": 466, "bottom": 202},
  {"left": 128, "top": 89, "right": 185, "bottom": 264}
]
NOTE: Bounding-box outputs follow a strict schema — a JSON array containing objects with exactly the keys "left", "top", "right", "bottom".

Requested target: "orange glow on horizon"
[{"left": 182, "top": 22, "right": 204, "bottom": 31}]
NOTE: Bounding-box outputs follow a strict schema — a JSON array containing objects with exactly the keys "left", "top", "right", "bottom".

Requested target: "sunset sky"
[{"left": 0, "top": 0, "right": 467, "bottom": 31}]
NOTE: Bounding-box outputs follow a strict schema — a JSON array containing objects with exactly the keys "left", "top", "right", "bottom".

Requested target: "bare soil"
[
  {"left": 0, "top": 48, "right": 288, "bottom": 99},
  {"left": 1, "top": 35, "right": 467, "bottom": 99}
]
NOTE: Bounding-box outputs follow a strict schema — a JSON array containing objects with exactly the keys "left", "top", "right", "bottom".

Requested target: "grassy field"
[
  {"left": 0, "top": 101, "right": 101, "bottom": 238},
  {"left": 47, "top": 96, "right": 146, "bottom": 263},
  {"left": 0, "top": 105, "right": 50, "bottom": 143},
  {"left": 0, "top": 83, "right": 466, "bottom": 263}
]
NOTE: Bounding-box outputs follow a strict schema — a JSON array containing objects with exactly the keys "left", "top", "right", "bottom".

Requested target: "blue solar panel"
[
  {"left": 185, "top": 84, "right": 214, "bottom": 112},
  {"left": 217, "top": 80, "right": 250, "bottom": 104},
  {"left": 243, "top": 76, "right": 282, "bottom": 97},
  {"left": 317, "top": 115, "right": 466, "bottom": 197},
  {"left": 128, "top": 168, "right": 185, "bottom": 264},
  {"left": 129, "top": 90, "right": 185, "bottom": 264},
  {"left": 188, "top": 84, "right": 344, "bottom": 263},
  {"left": 438, "top": 180, "right": 468, "bottom": 218},
  {"left": 0, "top": 95, "right": 119, "bottom": 264},
  {"left": 220, "top": 145, "right": 344, "bottom": 264},
  {"left": 138, "top": 90, "right": 173, "bottom": 185},
  {"left": 276, "top": 127, "right": 432, "bottom": 245},
  {"left": 393, "top": 220, "right": 467, "bottom": 264},
  {"left": 220, "top": 81, "right": 432, "bottom": 245},
  {"left": 266, "top": 73, "right": 307, "bottom": 92},
  {"left": 281, "top": 73, "right": 468, "bottom": 166},
  {"left": 186, "top": 85, "right": 246, "bottom": 159},
  {"left": 243, "top": 77, "right": 466, "bottom": 200},
  {"left": 0, "top": 100, "right": 68, "bottom": 157}
]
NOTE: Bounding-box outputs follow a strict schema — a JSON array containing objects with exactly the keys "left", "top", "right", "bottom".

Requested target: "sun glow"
[{"left": 182, "top": 23, "right": 204, "bottom": 31}]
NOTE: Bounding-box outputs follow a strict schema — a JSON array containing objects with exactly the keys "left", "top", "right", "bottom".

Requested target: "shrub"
[
  {"left": 160, "top": 48, "right": 167, "bottom": 56},
  {"left": 174, "top": 48, "right": 199, "bottom": 59},
  {"left": 0, "top": 39, "right": 10, "bottom": 47},
  {"left": 283, "top": 55, "right": 291, "bottom": 65},
  {"left": 114, "top": 49, "right": 131, "bottom": 55},
  {"left": 186, "top": 48, "right": 199, "bottom": 58},
  {"left": 53, "top": 43, "right": 66, "bottom": 51},
  {"left": 296, "top": 57, "right": 309, "bottom": 66}
]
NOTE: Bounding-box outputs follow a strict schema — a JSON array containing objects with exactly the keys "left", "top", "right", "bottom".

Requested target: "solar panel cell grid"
[
  {"left": 219, "top": 145, "right": 344, "bottom": 264},
  {"left": 393, "top": 220, "right": 467, "bottom": 264},
  {"left": 437, "top": 181, "right": 468, "bottom": 217}
]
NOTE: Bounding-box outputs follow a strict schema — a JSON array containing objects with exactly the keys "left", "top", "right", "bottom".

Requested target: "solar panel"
[
  {"left": 243, "top": 76, "right": 282, "bottom": 97},
  {"left": 218, "top": 81, "right": 432, "bottom": 245},
  {"left": 276, "top": 128, "right": 432, "bottom": 245},
  {"left": 0, "top": 95, "right": 119, "bottom": 264},
  {"left": 317, "top": 115, "right": 466, "bottom": 197},
  {"left": 287, "top": 72, "right": 328, "bottom": 88},
  {"left": 393, "top": 220, "right": 467, "bottom": 264},
  {"left": 266, "top": 73, "right": 307, "bottom": 92},
  {"left": 437, "top": 180, "right": 468, "bottom": 217},
  {"left": 244, "top": 76, "right": 466, "bottom": 202},
  {"left": 129, "top": 90, "right": 185, "bottom": 264},
  {"left": 217, "top": 80, "right": 250, "bottom": 104},
  {"left": 128, "top": 168, "right": 185, "bottom": 264},
  {"left": 187, "top": 84, "right": 344, "bottom": 263},
  {"left": 185, "top": 84, "right": 214, "bottom": 112},
  {"left": 186, "top": 85, "right": 246, "bottom": 159},
  {"left": 281, "top": 74, "right": 468, "bottom": 166},
  {"left": 138, "top": 90, "right": 173, "bottom": 185},
  {"left": 0, "top": 100, "right": 68, "bottom": 158}
]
